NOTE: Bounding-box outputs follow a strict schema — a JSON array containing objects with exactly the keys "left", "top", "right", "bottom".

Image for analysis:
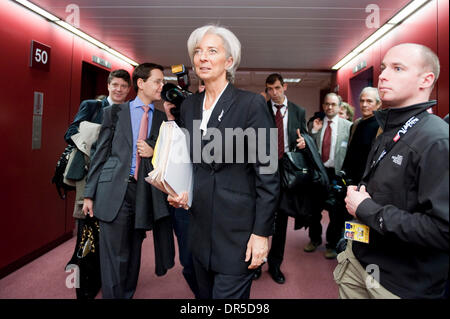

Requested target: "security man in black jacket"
[{"left": 338, "top": 43, "right": 448, "bottom": 299}]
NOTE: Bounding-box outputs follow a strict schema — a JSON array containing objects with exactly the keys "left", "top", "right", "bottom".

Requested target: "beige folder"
[{"left": 145, "top": 121, "right": 193, "bottom": 207}]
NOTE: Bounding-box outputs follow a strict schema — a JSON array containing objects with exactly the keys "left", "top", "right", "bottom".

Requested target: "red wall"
[
  {"left": 0, "top": 1, "right": 134, "bottom": 275},
  {"left": 335, "top": 0, "right": 449, "bottom": 118}
]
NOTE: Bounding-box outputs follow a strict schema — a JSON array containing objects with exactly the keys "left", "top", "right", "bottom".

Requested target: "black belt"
[{"left": 128, "top": 175, "right": 137, "bottom": 183}]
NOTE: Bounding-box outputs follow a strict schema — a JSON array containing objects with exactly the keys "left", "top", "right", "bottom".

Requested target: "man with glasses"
[
  {"left": 83, "top": 63, "right": 168, "bottom": 298},
  {"left": 304, "top": 93, "right": 352, "bottom": 259}
]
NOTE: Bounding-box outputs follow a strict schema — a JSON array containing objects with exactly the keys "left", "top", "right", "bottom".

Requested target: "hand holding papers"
[{"left": 145, "top": 121, "right": 193, "bottom": 208}]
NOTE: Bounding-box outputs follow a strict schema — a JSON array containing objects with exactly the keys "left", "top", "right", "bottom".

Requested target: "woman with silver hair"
[{"left": 164, "top": 25, "right": 279, "bottom": 299}]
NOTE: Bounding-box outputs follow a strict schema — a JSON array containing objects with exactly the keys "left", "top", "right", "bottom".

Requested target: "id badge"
[{"left": 344, "top": 221, "right": 370, "bottom": 244}]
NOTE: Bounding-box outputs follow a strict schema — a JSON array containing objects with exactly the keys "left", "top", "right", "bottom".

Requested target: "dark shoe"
[
  {"left": 304, "top": 241, "right": 321, "bottom": 253},
  {"left": 253, "top": 266, "right": 262, "bottom": 280},
  {"left": 268, "top": 266, "right": 285, "bottom": 284},
  {"left": 325, "top": 248, "right": 337, "bottom": 259}
]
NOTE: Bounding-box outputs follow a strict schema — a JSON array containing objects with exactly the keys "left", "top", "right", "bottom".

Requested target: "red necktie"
[
  {"left": 321, "top": 120, "right": 332, "bottom": 163},
  {"left": 134, "top": 105, "right": 150, "bottom": 180},
  {"left": 275, "top": 104, "right": 285, "bottom": 159}
]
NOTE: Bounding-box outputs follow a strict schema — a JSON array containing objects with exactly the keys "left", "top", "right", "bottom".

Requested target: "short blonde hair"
[{"left": 187, "top": 25, "right": 241, "bottom": 82}]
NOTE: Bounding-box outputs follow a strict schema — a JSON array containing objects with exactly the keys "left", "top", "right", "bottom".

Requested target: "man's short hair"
[
  {"left": 132, "top": 63, "right": 164, "bottom": 92},
  {"left": 360, "top": 87, "right": 381, "bottom": 104},
  {"left": 265, "top": 73, "right": 284, "bottom": 86},
  {"left": 393, "top": 43, "right": 440, "bottom": 86},
  {"left": 418, "top": 44, "right": 440, "bottom": 86},
  {"left": 108, "top": 69, "right": 131, "bottom": 86},
  {"left": 324, "top": 92, "right": 342, "bottom": 106}
]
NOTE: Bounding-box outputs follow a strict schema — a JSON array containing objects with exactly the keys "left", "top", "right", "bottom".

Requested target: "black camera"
[
  {"left": 323, "top": 171, "right": 353, "bottom": 211},
  {"left": 161, "top": 64, "right": 192, "bottom": 120}
]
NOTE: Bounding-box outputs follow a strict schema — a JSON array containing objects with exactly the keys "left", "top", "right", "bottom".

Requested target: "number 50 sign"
[{"left": 30, "top": 40, "right": 51, "bottom": 71}]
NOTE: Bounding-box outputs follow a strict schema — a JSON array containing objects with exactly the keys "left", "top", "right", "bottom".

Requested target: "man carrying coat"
[
  {"left": 82, "top": 63, "right": 168, "bottom": 298},
  {"left": 253, "top": 73, "right": 308, "bottom": 284}
]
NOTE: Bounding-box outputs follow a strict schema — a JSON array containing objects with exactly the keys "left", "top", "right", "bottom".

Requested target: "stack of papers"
[{"left": 145, "top": 121, "right": 193, "bottom": 207}]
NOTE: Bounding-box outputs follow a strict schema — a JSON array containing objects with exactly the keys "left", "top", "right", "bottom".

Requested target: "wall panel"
[{"left": 0, "top": 1, "right": 134, "bottom": 276}]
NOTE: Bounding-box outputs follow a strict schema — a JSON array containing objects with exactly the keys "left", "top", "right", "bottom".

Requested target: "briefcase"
[{"left": 280, "top": 150, "right": 313, "bottom": 189}]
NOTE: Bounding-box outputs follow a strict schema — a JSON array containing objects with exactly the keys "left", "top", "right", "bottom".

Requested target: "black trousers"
[
  {"left": 171, "top": 207, "right": 199, "bottom": 298},
  {"left": 267, "top": 190, "right": 290, "bottom": 269},
  {"left": 267, "top": 159, "right": 303, "bottom": 268},
  {"left": 193, "top": 256, "right": 254, "bottom": 299},
  {"left": 308, "top": 168, "right": 350, "bottom": 249},
  {"left": 98, "top": 182, "right": 145, "bottom": 299}
]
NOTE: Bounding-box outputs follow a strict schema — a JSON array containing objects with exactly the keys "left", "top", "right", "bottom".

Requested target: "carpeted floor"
[{"left": 0, "top": 211, "right": 338, "bottom": 299}]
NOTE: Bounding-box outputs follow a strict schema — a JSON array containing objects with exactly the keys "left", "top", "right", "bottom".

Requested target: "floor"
[{"left": 0, "top": 212, "right": 338, "bottom": 299}]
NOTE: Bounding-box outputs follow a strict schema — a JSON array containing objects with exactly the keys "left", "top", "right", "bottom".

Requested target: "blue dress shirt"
[{"left": 129, "top": 96, "right": 154, "bottom": 176}]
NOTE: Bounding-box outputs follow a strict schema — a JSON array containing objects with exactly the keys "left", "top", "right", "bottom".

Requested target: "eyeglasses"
[
  {"left": 148, "top": 79, "right": 166, "bottom": 86},
  {"left": 323, "top": 102, "right": 338, "bottom": 107}
]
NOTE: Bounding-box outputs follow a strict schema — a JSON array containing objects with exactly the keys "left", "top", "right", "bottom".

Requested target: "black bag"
[
  {"left": 66, "top": 216, "right": 101, "bottom": 299},
  {"left": 280, "top": 150, "right": 313, "bottom": 189},
  {"left": 51, "top": 144, "right": 76, "bottom": 199},
  {"left": 65, "top": 150, "right": 87, "bottom": 181},
  {"left": 53, "top": 101, "right": 103, "bottom": 199}
]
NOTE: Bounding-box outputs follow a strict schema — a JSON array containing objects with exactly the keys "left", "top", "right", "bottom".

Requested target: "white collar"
[{"left": 271, "top": 96, "right": 288, "bottom": 108}]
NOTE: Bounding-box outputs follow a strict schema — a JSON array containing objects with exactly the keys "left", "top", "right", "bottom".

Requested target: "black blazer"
[
  {"left": 65, "top": 98, "right": 108, "bottom": 144},
  {"left": 180, "top": 83, "right": 280, "bottom": 275},
  {"left": 266, "top": 100, "right": 307, "bottom": 150}
]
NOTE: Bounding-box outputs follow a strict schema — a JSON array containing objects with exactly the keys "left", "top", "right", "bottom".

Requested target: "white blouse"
[{"left": 200, "top": 83, "right": 229, "bottom": 136}]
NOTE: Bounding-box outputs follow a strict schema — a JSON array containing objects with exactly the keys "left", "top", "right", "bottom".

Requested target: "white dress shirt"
[
  {"left": 271, "top": 96, "right": 289, "bottom": 153},
  {"left": 320, "top": 115, "right": 339, "bottom": 168}
]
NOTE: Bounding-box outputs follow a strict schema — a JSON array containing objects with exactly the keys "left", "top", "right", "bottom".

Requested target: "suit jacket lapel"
[
  {"left": 335, "top": 117, "right": 343, "bottom": 156},
  {"left": 287, "top": 102, "right": 296, "bottom": 148},
  {"left": 193, "top": 92, "right": 203, "bottom": 121},
  {"left": 267, "top": 100, "right": 275, "bottom": 122},
  {"left": 205, "top": 83, "right": 235, "bottom": 130},
  {"left": 117, "top": 102, "right": 133, "bottom": 148}
]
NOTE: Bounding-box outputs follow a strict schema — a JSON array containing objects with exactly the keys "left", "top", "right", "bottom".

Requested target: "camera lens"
[{"left": 166, "top": 89, "right": 179, "bottom": 101}]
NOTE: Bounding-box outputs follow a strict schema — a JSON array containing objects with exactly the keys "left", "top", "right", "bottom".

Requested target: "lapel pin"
[{"left": 218, "top": 109, "right": 224, "bottom": 122}]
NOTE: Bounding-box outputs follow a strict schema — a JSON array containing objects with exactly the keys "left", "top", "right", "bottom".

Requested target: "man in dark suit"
[
  {"left": 63, "top": 69, "right": 131, "bottom": 299},
  {"left": 82, "top": 63, "right": 167, "bottom": 298},
  {"left": 252, "top": 73, "right": 308, "bottom": 284},
  {"left": 65, "top": 69, "right": 131, "bottom": 144}
]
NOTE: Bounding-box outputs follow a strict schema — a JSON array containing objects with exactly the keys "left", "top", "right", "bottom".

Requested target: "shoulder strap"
[
  {"left": 107, "top": 104, "right": 121, "bottom": 158},
  {"left": 361, "top": 110, "right": 428, "bottom": 184},
  {"left": 90, "top": 100, "right": 103, "bottom": 122}
]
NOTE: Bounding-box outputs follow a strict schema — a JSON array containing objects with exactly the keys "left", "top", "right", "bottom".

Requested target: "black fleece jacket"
[{"left": 353, "top": 101, "right": 449, "bottom": 299}]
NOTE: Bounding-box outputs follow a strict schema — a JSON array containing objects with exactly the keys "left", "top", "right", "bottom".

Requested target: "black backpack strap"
[
  {"left": 107, "top": 104, "right": 121, "bottom": 157},
  {"left": 90, "top": 100, "right": 103, "bottom": 123}
]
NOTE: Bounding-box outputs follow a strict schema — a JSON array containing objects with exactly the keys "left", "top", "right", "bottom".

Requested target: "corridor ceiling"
[{"left": 27, "top": 0, "right": 411, "bottom": 87}]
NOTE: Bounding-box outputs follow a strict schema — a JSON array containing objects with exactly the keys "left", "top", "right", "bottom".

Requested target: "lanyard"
[{"left": 362, "top": 111, "right": 427, "bottom": 183}]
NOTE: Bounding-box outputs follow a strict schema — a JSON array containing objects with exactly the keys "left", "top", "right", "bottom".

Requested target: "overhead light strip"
[
  {"left": 13, "top": 0, "right": 138, "bottom": 66},
  {"left": 14, "top": 0, "right": 59, "bottom": 21},
  {"left": 284, "top": 78, "right": 302, "bottom": 83},
  {"left": 332, "top": 0, "right": 431, "bottom": 70}
]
